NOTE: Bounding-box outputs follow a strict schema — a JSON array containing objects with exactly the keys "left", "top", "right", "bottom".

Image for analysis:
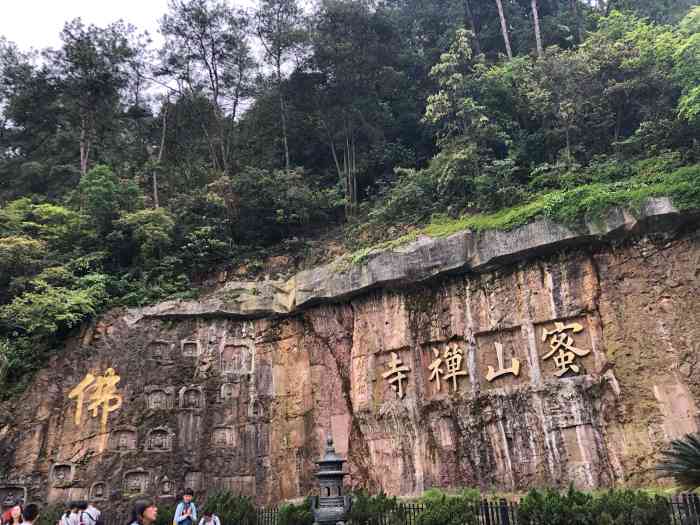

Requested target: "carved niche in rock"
[
  {"left": 145, "top": 386, "right": 174, "bottom": 410},
  {"left": 89, "top": 482, "right": 107, "bottom": 501},
  {"left": 220, "top": 339, "right": 254, "bottom": 376},
  {"left": 184, "top": 472, "right": 202, "bottom": 492},
  {"left": 145, "top": 427, "right": 173, "bottom": 452},
  {"left": 179, "top": 386, "right": 205, "bottom": 410},
  {"left": 148, "top": 340, "right": 173, "bottom": 363},
  {"left": 0, "top": 485, "right": 27, "bottom": 506},
  {"left": 159, "top": 476, "right": 175, "bottom": 498},
  {"left": 217, "top": 383, "right": 239, "bottom": 403},
  {"left": 51, "top": 464, "right": 75, "bottom": 486},
  {"left": 181, "top": 339, "right": 201, "bottom": 358},
  {"left": 123, "top": 469, "right": 149, "bottom": 496},
  {"left": 211, "top": 426, "right": 235, "bottom": 448},
  {"left": 248, "top": 399, "right": 266, "bottom": 420},
  {"left": 109, "top": 426, "right": 138, "bottom": 452}
]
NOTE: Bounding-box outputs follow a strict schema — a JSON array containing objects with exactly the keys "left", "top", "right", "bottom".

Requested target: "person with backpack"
[
  {"left": 197, "top": 511, "right": 220, "bottom": 525},
  {"left": 85, "top": 500, "right": 102, "bottom": 525},
  {"left": 58, "top": 503, "right": 72, "bottom": 525},
  {"left": 173, "top": 489, "right": 197, "bottom": 525},
  {"left": 64, "top": 502, "right": 79, "bottom": 525}
]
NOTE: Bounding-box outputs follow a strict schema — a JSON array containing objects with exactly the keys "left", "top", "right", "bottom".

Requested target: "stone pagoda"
[{"left": 311, "top": 435, "right": 352, "bottom": 525}]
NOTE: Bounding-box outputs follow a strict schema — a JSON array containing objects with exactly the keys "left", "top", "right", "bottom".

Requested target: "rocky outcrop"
[
  {"left": 1, "top": 198, "right": 699, "bottom": 511},
  {"left": 132, "top": 197, "right": 692, "bottom": 320}
]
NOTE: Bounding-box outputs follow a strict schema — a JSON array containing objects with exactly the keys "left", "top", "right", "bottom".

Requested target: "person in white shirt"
[
  {"left": 198, "top": 511, "right": 220, "bottom": 525},
  {"left": 85, "top": 502, "right": 100, "bottom": 525}
]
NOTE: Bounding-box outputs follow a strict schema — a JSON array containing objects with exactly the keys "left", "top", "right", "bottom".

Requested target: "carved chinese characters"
[
  {"left": 428, "top": 343, "right": 468, "bottom": 393},
  {"left": 415, "top": 317, "right": 594, "bottom": 396},
  {"left": 68, "top": 368, "right": 122, "bottom": 433},
  {"left": 541, "top": 321, "right": 590, "bottom": 377},
  {"left": 382, "top": 352, "right": 410, "bottom": 398},
  {"left": 485, "top": 342, "right": 521, "bottom": 382}
]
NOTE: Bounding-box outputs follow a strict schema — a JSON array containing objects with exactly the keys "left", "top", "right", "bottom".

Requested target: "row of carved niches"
[
  {"left": 121, "top": 470, "right": 178, "bottom": 498},
  {"left": 146, "top": 382, "right": 263, "bottom": 412},
  {"left": 147, "top": 338, "right": 254, "bottom": 376},
  {"left": 108, "top": 424, "right": 237, "bottom": 452},
  {"left": 45, "top": 470, "right": 202, "bottom": 501},
  {"left": 109, "top": 426, "right": 174, "bottom": 452},
  {"left": 97, "top": 470, "right": 199, "bottom": 499},
  {"left": 145, "top": 386, "right": 205, "bottom": 411}
]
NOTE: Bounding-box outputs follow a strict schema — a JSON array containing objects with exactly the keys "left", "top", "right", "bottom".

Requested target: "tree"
[
  {"left": 255, "top": 0, "right": 307, "bottom": 170},
  {"left": 657, "top": 432, "right": 700, "bottom": 490},
  {"left": 531, "top": 0, "right": 544, "bottom": 58},
  {"left": 160, "top": 0, "right": 256, "bottom": 174},
  {"left": 49, "top": 19, "right": 137, "bottom": 175},
  {"left": 463, "top": 0, "right": 482, "bottom": 56},
  {"left": 495, "top": 0, "right": 514, "bottom": 59},
  {"left": 78, "top": 164, "right": 139, "bottom": 236},
  {"left": 310, "top": 0, "right": 405, "bottom": 215}
]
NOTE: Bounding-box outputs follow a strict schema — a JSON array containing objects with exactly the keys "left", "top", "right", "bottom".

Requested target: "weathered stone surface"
[{"left": 1, "top": 199, "right": 699, "bottom": 512}]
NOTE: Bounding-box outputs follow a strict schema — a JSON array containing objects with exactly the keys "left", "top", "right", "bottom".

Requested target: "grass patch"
[{"left": 342, "top": 164, "right": 700, "bottom": 268}]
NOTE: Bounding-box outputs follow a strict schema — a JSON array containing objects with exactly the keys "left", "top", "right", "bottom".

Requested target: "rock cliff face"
[{"left": 1, "top": 198, "right": 699, "bottom": 510}]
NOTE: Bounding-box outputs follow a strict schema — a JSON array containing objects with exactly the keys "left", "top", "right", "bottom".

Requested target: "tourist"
[
  {"left": 85, "top": 500, "right": 101, "bottom": 525},
  {"left": 173, "top": 489, "right": 196, "bottom": 525},
  {"left": 21, "top": 504, "right": 39, "bottom": 525},
  {"left": 76, "top": 502, "right": 92, "bottom": 525},
  {"left": 3, "top": 503, "right": 22, "bottom": 525},
  {"left": 0, "top": 499, "right": 17, "bottom": 525},
  {"left": 197, "top": 511, "right": 220, "bottom": 525},
  {"left": 68, "top": 502, "right": 80, "bottom": 525},
  {"left": 128, "top": 500, "right": 157, "bottom": 525},
  {"left": 58, "top": 503, "right": 72, "bottom": 525}
]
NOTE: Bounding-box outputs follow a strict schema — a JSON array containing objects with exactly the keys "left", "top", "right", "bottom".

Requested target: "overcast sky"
[{"left": 0, "top": 0, "right": 258, "bottom": 52}]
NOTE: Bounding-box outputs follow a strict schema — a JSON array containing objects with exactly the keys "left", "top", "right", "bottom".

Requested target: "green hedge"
[{"left": 517, "top": 487, "right": 673, "bottom": 525}]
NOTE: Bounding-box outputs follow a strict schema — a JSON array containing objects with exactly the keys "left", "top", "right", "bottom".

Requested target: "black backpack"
[{"left": 85, "top": 511, "right": 104, "bottom": 525}]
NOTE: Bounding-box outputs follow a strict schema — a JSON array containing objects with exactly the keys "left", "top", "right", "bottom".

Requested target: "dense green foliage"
[
  {"left": 152, "top": 502, "right": 177, "bottom": 525},
  {"left": 201, "top": 491, "right": 257, "bottom": 525},
  {"left": 276, "top": 497, "right": 314, "bottom": 525},
  {"left": 0, "top": 0, "right": 698, "bottom": 395},
  {"left": 347, "top": 490, "right": 404, "bottom": 525},
  {"left": 415, "top": 489, "right": 481, "bottom": 525},
  {"left": 517, "top": 486, "right": 672, "bottom": 525},
  {"left": 657, "top": 432, "right": 700, "bottom": 491},
  {"left": 342, "top": 487, "right": 673, "bottom": 525}
]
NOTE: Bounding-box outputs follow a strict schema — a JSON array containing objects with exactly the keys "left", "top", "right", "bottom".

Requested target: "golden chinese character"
[
  {"left": 485, "top": 342, "right": 521, "bottom": 382},
  {"left": 443, "top": 344, "right": 468, "bottom": 392},
  {"left": 541, "top": 322, "right": 590, "bottom": 377},
  {"left": 68, "top": 368, "right": 123, "bottom": 433},
  {"left": 68, "top": 373, "right": 96, "bottom": 426},
  {"left": 429, "top": 344, "right": 468, "bottom": 393},
  {"left": 428, "top": 348, "right": 443, "bottom": 391},
  {"left": 382, "top": 352, "right": 410, "bottom": 399}
]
